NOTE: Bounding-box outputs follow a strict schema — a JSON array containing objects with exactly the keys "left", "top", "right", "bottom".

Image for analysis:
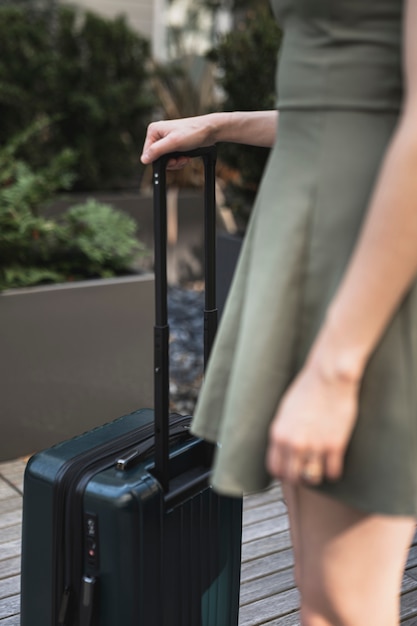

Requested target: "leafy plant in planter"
[
  {"left": 56, "top": 200, "right": 144, "bottom": 280},
  {"left": 0, "top": 121, "right": 145, "bottom": 291},
  {"left": 0, "top": 3, "right": 154, "bottom": 190},
  {"left": 208, "top": 4, "right": 282, "bottom": 229}
]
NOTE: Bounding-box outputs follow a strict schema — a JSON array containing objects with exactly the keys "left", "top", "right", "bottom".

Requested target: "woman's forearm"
[
  {"left": 211, "top": 110, "right": 278, "bottom": 147},
  {"left": 141, "top": 110, "right": 278, "bottom": 164},
  {"left": 309, "top": 109, "right": 417, "bottom": 382}
]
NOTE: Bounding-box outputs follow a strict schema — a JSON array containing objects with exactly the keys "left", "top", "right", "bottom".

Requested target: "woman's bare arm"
[
  {"left": 140, "top": 110, "right": 278, "bottom": 165},
  {"left": 267, "top": 0, "right": 417, "bottom": 484}
]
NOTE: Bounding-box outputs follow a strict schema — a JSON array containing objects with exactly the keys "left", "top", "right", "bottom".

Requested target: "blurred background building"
[
  {"left": 57, "top": 0, "right": 233, "bottom": 60},
  {"left": 56, "top": 0, "right": 165, "bottom": 58}
]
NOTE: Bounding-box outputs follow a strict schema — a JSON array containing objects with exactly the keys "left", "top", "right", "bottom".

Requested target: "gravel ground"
[{"left": 168, "top": 285, "right": 205, "bottom": 415}]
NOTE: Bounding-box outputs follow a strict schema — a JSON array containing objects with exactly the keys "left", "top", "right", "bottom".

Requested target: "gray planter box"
[{"left": 0, "top": 274, "right": 154, "bottom": 461}]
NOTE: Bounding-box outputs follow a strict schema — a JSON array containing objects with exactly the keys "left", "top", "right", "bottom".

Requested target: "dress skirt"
[{"left": 191, "top": 109, "right": 417, "bottom": 517}]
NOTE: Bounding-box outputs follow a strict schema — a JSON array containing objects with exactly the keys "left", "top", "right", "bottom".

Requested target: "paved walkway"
[{"left": 1, "top": 458, "right": 417, "bottom": 625}]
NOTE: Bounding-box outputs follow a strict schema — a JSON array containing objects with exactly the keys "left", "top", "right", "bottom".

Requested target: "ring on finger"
[{"left": 301, "top": 456, "right": 324, "bottom": 484}]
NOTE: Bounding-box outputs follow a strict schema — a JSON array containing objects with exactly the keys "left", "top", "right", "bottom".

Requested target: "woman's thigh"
[{"left": 283, "top": 482, "right": 416, "bottom": 626}]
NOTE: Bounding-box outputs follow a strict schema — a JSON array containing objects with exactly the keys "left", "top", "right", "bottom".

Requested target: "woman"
[{"left": 141, "top": 1, "right": 417, "bottom": 624}]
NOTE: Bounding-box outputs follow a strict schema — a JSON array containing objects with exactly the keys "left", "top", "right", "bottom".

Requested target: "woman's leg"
[{"left": 283, "top": 483, "right": 416, "bottom": 626}]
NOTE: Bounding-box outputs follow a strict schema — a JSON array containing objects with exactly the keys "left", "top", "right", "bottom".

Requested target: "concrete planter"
[{"left": 0, "top": 274, "right": 154, "bottom": 461}]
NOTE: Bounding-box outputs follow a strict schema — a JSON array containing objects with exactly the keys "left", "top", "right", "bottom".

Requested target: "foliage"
[
  {"left": 208, "top": 5, "right": 282, "bottom": 228},
  {"left": 60, "top": 200, "right": 143, "bottom": 278},
  {"left": 0, "top": 122, "right": 144, "bottom": 291},
  {"left": 0, "top": 4, "right": 154, "bottom": 190}
]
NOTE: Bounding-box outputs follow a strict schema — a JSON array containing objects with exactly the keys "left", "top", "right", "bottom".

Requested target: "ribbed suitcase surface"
[{"left": 20, "top": 147, "right": 243, "bottom": 626}]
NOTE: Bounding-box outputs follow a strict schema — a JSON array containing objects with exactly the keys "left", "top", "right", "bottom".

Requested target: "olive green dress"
[{"left": 191, "top": 0, "right": 417, "bottom": 516}]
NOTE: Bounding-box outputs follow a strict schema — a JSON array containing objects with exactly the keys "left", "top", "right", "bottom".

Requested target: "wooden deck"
[{"left": 1, "top": 458, "right": 417, "bottom": 625}]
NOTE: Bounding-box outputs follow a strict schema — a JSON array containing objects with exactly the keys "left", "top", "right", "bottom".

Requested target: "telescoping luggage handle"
[{"left": 153, "top": 145, "right": 217, "bottom": 492}]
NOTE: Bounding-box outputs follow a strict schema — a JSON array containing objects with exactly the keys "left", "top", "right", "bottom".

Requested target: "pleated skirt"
[{"left": 191, "top": 109, "right": 417, "bottom": 517}]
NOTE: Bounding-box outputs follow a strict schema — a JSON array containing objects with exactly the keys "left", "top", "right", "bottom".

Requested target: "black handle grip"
[{"left": 152, "top": 146, "right": 217, "bottom": 492}]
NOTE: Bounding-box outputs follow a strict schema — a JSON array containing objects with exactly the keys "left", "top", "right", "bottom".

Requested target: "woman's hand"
[
  {"left": 140, "top": 115, "right": 216, "bottom": 170},
  {"left": 140, "top": 110, "right": 279, "bottom": 168},
  {"left": 266, "top": 361, "right": 360, "bottom": 485}
]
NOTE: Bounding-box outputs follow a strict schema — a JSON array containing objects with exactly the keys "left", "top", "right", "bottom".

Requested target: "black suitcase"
[{"left": 20, "top": 145, "right": 243, "bottom": 626}]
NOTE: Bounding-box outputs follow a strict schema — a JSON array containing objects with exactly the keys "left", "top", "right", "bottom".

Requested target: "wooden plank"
[
  {"left": 238, "top": 588, "right": 300, "bottom": 626},
  {"left": 0, "top": 527, "right": 21, "bottom": 546},
  {"left": 400, "top": 588, "right": 417, "bottom": 621},
  {"left": 0, "top": 461, "right": 26, "bottom": 495},
  {"left": 406, "top": 566, "right": 417, "bottom": 582},
  {"left": 0, "top": 512, "right": 22, "bottom": 532},
  {"left": 0, "top": 615, "right": 20, "bottom": 626},
  {"left": 0, "top": 558, "right": 20, "bottom": 581},
  {"left": 401, "top": 573, "right": 417, "bottom": 594},
  {"left": 243, "top": 484, "right": 282, "bottom": 511},
  {"left": 269, "top": 611, "right": 301, "bottom": 625},
  {"left": 242, "top": 531, "right": 292, "bottom": 563},
  {"left": 406, "top": 545, "right": 417, "bottom": 569},
  {"left": 243, "top": 515, "right": 289, "bottom": 544},
  {"left": 243, "top": 501, "right": 287, "bottom": 527},
  {"left": 0, "top": 500, "right": 22, "bottom": 518},
  {"left": 240, "top": 567, "right": 295, "bottom": 606},
  {"left": 0, "top": 486, "right": 17, "bottom": 504},
  {"left": 0, "top": 576, "right": 20, "bottom": 602},
  {"left": 0, "top": 595, "right": 19, "bottom": 620},
  {"left": 0, "top": 542, "right": 20, "bottom": 563},
  {"left": 241, "top": 548, "right": 294, "bottom": 584}
]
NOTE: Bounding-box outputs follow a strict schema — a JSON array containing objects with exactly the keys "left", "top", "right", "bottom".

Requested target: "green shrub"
[
  {"left": 0, "top": 119, "right": 76, "bottom": 288},
  {"left": 58, "top": 200, "right": 144, "bottom": 279},
  {"left": 0, "top": 4, "right": 154, "bottom": 190},
  {"left": 208, "top": 5, "right": 282, "bottom": 228},
  {"left": 0, "top": 122, "right": 145, "bottom": 291}
]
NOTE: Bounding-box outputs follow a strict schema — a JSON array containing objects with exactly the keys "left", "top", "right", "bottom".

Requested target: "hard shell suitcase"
[{"left": 20, "top": 146, "right": 243, "bottom": 626}]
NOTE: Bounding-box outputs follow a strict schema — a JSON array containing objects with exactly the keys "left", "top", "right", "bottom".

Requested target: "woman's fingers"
[
  {"left": 286, "top": 450, "right": 305, "bottom": 484},
  {"left": 267, "top": 432, "right": 341, "bottom": 485},
  {"left": 268, "top": 447, "right": 327, "bottom": 485},
  {"left": 141, "top": 130, "right": 174, "bottom": 164},
  {"left": 266, "top": 438, "right": 285, "bottom": 478},
  {"left": 301, "top": 453, "right": 325, "bottom": 485},
  {"left": 166, "top": 157, "right": 191, "bottom": 170},
  {"left": 266, "top": 435, "right": 299, "bottom": 483},
  {"left": 324, "top": 448, "right": 345, "bottom": 481},
  {"left": 141, "top": 137, "right": 194, "bottom": 165}
]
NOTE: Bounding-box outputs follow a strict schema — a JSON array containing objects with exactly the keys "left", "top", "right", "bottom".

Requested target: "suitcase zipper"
[{"left": 52, "top": 414, "right": 192, "bottom": 626}]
